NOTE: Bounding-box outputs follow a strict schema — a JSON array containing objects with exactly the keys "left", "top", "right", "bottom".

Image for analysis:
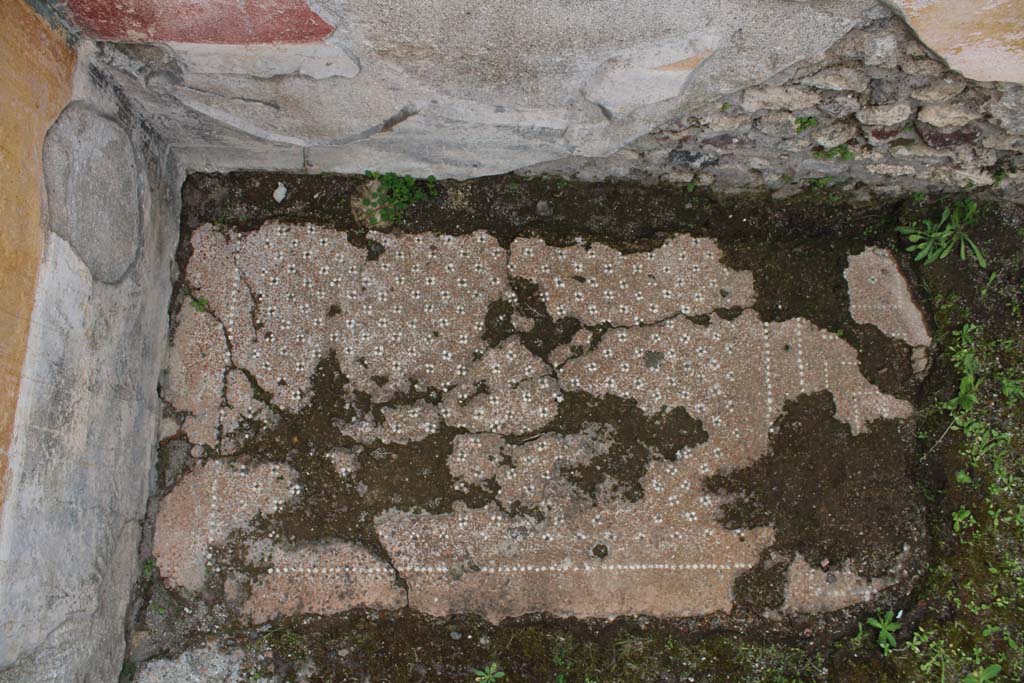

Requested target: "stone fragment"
[
  {"left": 326, "top": 448, "right": 360, "bottom": 478},
  {"left": 220, "top": 368, "right": 270, "bottom": 444},
  {"left": 981, "top": 132, "right": 1023, "bottom": 151},
  {"left": 845, "top": 248, "right": 931, "bottom": 348},
  {"left": 867, "top": 126, "right": 903, "bottom": 142},
  {"left": 701, "top": 133, "right": 749, "bottom": 150},
  {"left": 154, "top": 460, "right": 298, "bottom": 592},
  {"left": 987, "top": 86, "right": 1024, "bottom": 135},
  {"left": 900, "top": 58, "right": 946, "bottom": 77},
  {"left": 508, "top": 235, "right": 755, "bottom": 327},
  {"left": 818, "top": 92, "right": 862, "bottom": 118},
  {"left": 911, "top": 78, "right": 966, "bottom": 103},
  {"left": 158, "top": 416, "right": 180, "bottom": 442},
  {"left": 783, "top": 555, "right": 894, "bottom": 614},
  {"left": 855, "top": 103, "right": 912, "bottom": 127},
  {"left": 741, "top": 86, "right": 820, "bottom": 113},
  {"left": 802, "top": 66, "right": 870, "bottom": 93},
  {"left": 918, "top": 124, "right": 981, "bottom": 149},
  {"left": 669, "top": 148, "right": 718, "bottom": 170},
  {"left": 927, "top": 166, "right": 994, "bottom": 188},
  {"left": 811, "top": 122, "right": 857, "bottom": 148},
  {"left": 697, "top": 111, "right": 751, "bottom": 133},
  {"left": 43, "top": 103, "right": 141, "bottom": 283},
  {"left": 245, "top": 542, "right": 406, "bottom": 624},
  {"left": 549, "top": 329, "right": 593, "bottom": 367},
  {"left": 917, "top": 103, "right": 980, "bottom": 129},
  {"left": 865, "top": 163, "right": 917, "bottom": 177},
  {"left": 756, "top": 112, "right": 797, "bottom": 137},
  {"left": 891, "top": 144, "right": 951, "bottom": 159},
  {"left": 868, "top": 77, "right": 901, "bottom": 106},
  {"left": 861, "top": 32, "right": 899, "bottom": 67}
]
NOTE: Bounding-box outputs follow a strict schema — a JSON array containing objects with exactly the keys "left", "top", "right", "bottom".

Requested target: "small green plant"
[
  {"left": 965, "top": 664, "right": 1002, "bottom": 683},
  {"left": 795, "top": 116, "right": 819, "bottom": 132},
  {"left": 807, "top": 176, "right": 833, "bottom": 190},
  {"left": 897, "top": 198, "right": 987, "bottom": 268},
  {"left": 952, "top": 506, "right": 976, "bottom": 533},
  {"left": 141, "top": 558, "right": 156, "bottom": 579},
  {"left": 999, "top": 376, "right": 1024, "bottom": 405},
  {"left": 814, "top": 144, "right": 855, "bottom": 161},
  {"left": 189, "top": 295, "right": 209, "bottom": 313},
  {"left": 866, "top": 610, "right": 901, "bottom": 656},
  {"left": 362, "top": 171, "right": 438, "bottom": 224},
  {"left": 473, "top": 663, "right": 505, "bottom": 683},
  {"left": 946, "top": 373, "right": 982, "bottom": 413}
]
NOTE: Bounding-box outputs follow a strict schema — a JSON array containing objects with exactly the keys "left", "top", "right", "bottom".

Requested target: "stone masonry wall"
[{"left": 528, "top": 17, "right": 1024, "bottom": 202}]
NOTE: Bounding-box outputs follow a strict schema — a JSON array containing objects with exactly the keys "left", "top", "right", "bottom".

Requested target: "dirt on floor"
[{"left": 121, "top": 173, "right": 1024, "bottom": 683}]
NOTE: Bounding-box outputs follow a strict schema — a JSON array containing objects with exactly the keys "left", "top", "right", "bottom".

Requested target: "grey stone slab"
[{"left": 42, "top": 103, "right": 143, "bottom": 284}]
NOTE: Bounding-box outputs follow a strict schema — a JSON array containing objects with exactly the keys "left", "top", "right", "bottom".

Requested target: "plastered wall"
[{"left": 0, "top": 0, "right": 74, "bottom": 513}]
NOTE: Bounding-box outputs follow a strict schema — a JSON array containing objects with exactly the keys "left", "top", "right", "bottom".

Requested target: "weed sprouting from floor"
[
  {"left": 473, "top": 662, "right": 506, "bottom": 683},
  {"left": 362, "top": 171, "right": 438, "bottom": 224},
  {"left": 189, "top": 295, "right": 209, "bottom": 313},
  {"left": 867, "top": 610, "right": 902, "bottom": 656},
  {"left": 898, "top": 198, "right": 987, "bottom": 268},
  {"left": 965, "top": 664, "right": 1003, "bottom": 683}
]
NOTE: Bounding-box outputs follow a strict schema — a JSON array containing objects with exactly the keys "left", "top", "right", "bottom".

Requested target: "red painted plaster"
[{"left": 66, "top": 0, "right": 335, "bottom": 44}]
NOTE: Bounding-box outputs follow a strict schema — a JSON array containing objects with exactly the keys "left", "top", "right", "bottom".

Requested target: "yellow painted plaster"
[{"left": 0, "top": 0, "right": 76, "bottom": 511}]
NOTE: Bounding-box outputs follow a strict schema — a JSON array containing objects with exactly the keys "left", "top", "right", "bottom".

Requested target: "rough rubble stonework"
[
  {"left": 156, "top": 221, "right": 927, "bottom": 625},
  {"left": 527, "top": 17, "right": 1024, "bottom": 200}
]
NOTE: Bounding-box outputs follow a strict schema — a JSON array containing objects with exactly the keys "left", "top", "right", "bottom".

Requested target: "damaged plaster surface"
[
  {"left": 150, "top": 212, "right": 929, "bottom": 641},
  {"left": 67, "top": 7, "right": 1024, "bottom": 197},
  {"left": 80, "top": 0, "right": 892, "bottom": 177},
  {"left": 0, "top": 97, "right": 182, "bottom": 682}
]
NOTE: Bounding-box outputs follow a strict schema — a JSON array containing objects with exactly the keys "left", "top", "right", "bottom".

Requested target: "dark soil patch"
[{"left": 707, "top": 392, "right": 928, "bottom": 611}]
